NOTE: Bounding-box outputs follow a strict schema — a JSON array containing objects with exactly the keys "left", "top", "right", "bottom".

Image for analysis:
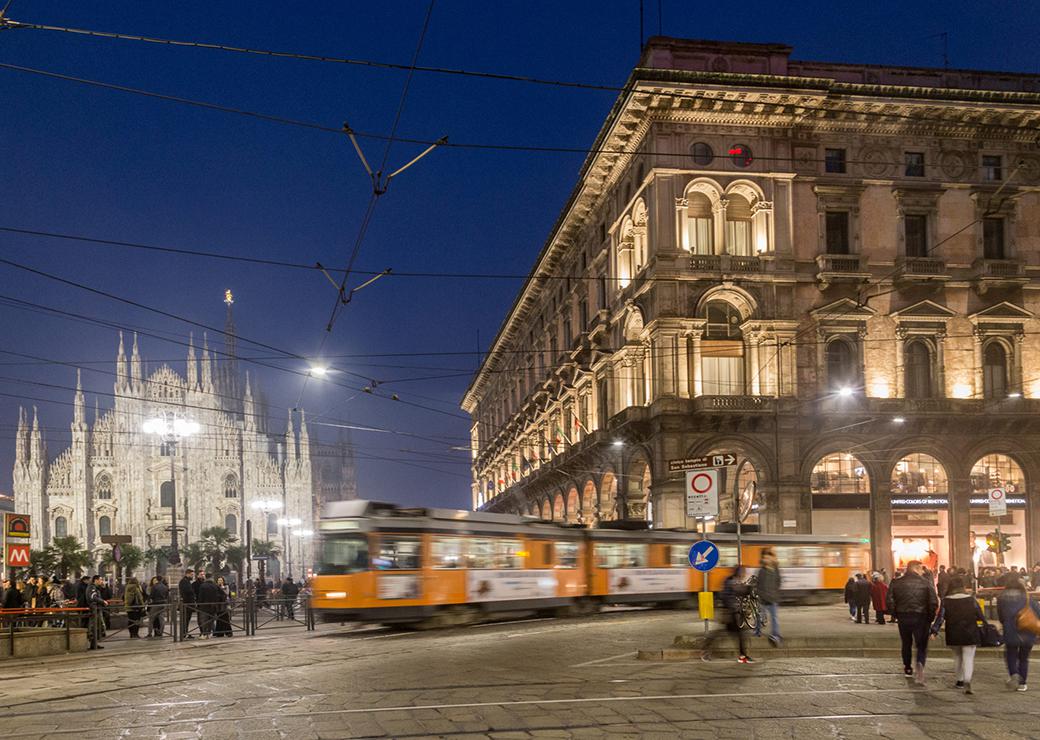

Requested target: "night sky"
[{"left": 1, "top": 0, "right": 1037, "bottom": 510}]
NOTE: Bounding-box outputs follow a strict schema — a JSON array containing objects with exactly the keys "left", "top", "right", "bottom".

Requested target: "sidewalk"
[{"left": 639, "top": 604, "right": 1008, "bottom": 660}]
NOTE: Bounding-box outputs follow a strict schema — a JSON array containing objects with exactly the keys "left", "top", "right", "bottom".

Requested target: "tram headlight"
[{"left": 326, "top": 591, "right": 348, "bottom": 599}]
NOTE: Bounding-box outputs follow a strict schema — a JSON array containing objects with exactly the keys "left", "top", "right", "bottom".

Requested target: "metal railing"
[
  {"left": 0, "top": 607, "right": 87, "bottom": 657},
  {"left": 816, "top": 253, "right": 867, "bottom": 274}
]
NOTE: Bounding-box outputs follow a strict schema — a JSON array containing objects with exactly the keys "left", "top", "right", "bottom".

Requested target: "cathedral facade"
[{"left": 12, "top": 309, "right": 357, "bottom": 559}]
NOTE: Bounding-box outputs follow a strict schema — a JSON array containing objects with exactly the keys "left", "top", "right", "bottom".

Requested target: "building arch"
[
  {"left": 581, "top": 480, "right": 598, "bottom": 527},
  {"left": 903, "top": 337, "right": 937, "bottom": 399},
  {"left": 95, "top": 473, "right": 113, "bottom": 500},
  {"left": 694, "top": 285, "right": 757, "bottom": 322},
  {"left": 683, "top": 177, "right": 724, "bottom": 206},
  {"left": 565, "top": 486, "right": 580, "bottom": 524},
  {"left": 54, "top": 515, "right": 68, "bottom": 538},
  {"left": 223, "top": 474, "right": 239, "bottom": 499},
  {"left": 552, "top": 492, "right": 565, "bottom": 521},
  {"left": 599, "top": 470, "right": 619, "bottom": 522},
  {"left": 622, "top": 306, "right": 645, "bottom": 343},
  {"left": 539, "top": 498, "right": 551, "bottom": 520},
  {"left": 623, "top": 453, "right": 653, "bottom": 521},
  {"left": 981, "top": 337, "right": 1013, "bottom": 399},
  {"left": 889, "top": 450, "right": 952, "bottom": 570}
]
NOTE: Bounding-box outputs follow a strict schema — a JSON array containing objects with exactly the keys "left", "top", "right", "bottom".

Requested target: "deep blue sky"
[{"left": 1, "top": 1, "right": 1037, "bottom": 510}]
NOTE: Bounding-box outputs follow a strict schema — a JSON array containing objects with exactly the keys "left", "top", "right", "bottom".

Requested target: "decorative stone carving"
[
  {"left": 939, "top": 151, "right": 969, "bottom": 180},
  {"left": 859, "top": 147, "right": 892, "bottom": 177}
]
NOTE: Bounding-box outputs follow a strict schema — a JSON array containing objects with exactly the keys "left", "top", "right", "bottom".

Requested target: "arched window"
[
  {"left": 970, "top": 454, "right": 1024, "bottom": 495},
  {"left": 983, "top": 342, "right": 1009, "bottom": 399},
  {"left": 685, "top": 193, "right": 714, "bottom": 254},
  {"left": 891, "top": 453, "right": 947, "bottom": 496},
  {"left": 95, "top": 474, "right": 113, "bottom": 500},
  {"left": 552, "top": 494, "right": 565, "bottom": 522},
  {"left": 566, "top": 488, "right": 580, "bottom": 524},
  {"left": 702, "top": 301, "right": 744, "bottom": 396},
  {"left": 599, "top": 472, "right": 618, "bottom": 522},
  {"left": 812, "top": 452, "right": 871, "bottom": 495},
  {"left": 540, "top": 499, "right": 551, "bottom": 520},
  {"left": 267, "top": 512, "right": 278, "bottom": 535},
  {"left": 224, "top": 474, "right": 239, "bottom": 499},
  {"left": 826, "top": 338, "right": 857, "bottom": 391},
  {"left": 98, "top": 516, "right": 111, "bottom": 537},
  {"left": 160, "top": 481, "right": 175, "bottom": 508},
  {"left": 904, "top": 340, "right": 934, "bottom": 399},
  {"left": 54, "top": 516, "right": 68, "bottom": 538},
  {"left": 725, "top": 194, "right": 753, "bottom": 256},
  {"left": 225, "top": 514, "right": 238, "bottom": 534}
]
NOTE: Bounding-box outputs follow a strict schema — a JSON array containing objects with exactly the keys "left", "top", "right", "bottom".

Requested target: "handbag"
[
  {"left": 1017, "top": 597, "right": 1040, "bottom": 637},
  {"left": 978, "top": 620, "right": 1004, "bottom": 647}
]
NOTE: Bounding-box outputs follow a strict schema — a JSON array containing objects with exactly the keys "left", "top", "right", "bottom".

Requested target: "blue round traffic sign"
[{"left": 688, "top": 540, "right": 720, "bottom": 571}]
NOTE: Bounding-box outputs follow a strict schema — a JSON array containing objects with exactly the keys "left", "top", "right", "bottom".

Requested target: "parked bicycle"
[{"left": 736, "top": 574, "right": 766, "bottom": 633}]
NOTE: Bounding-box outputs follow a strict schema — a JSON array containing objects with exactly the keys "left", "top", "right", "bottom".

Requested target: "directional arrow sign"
[
  {"left": 669, "top": 452, "right": 737, "bottom": 472},
  {"left": 688, "top": 540, "right": 720, "bottom": 572}
]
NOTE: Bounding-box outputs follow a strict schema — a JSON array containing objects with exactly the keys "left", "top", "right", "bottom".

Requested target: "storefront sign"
[{"left": 891, "top": 496, "right": 1026, "bottom": 508}]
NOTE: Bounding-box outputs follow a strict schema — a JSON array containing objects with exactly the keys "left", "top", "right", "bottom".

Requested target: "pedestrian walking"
[
  {"left": 870, "top": 574, "right": 889, "bottom": 625},
  {"left": 124, "top": 577, "right": 146, "bottom": 638},
  {"left": 213, "top": 576, "right": 233, "bottom": 637},
  {"left": 701, "top": 566, "right": 753, "bottom": 664},
  {"left": 886, "top": 560, "right": 939, "bottom": 685},
  {"left": 197, "top": 575, "right": 223, "bottom": 639},
  {"left": 753, "top": 549, "right": 782, "bottom": 644},
  {"left": 937, "top": 565, "right": 950, "bottom": 599},
  {"left": 281, "top": 577, "right": 301, "bottom": 620},
  {"left": 86, "top": 575, "right": 108, "bottom": 650},
  {"left": 147, "top": 576, "right": 169, "bottom": 638},
  {"left": 930, "top": 575, "right": 983, "bottom": 694},
  {"left": 843, "top": 576, "right": 856, "bottom": 621},
  {"left": 178, "top": 569, "right": 197, "bottom": 639},
  {"left": 997, "top": 575, "right": 1040, "bottom": 692},
  {"left": 854, "top": 573, "right": 872, "bottom": 624}
]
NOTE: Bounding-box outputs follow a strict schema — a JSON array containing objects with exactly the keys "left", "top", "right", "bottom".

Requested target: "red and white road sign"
[
  {"left": 685, "top": 468, "right": 720, "bottom": 518},
  {"left": 988, "top": 488, "right": 1007, "bottom": 517},
  {"left": 5, "top": 543, "right": 30, "bottom": 567}
]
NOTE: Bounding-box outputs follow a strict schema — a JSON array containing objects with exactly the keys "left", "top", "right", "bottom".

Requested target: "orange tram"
[{"left": 309, "top": 500, "right": 870, "bottom": 627}]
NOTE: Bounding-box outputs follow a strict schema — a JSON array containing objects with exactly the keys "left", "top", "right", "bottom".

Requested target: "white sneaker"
[
  {"left": 1007, "top": 674, "right": 1021, "bottom": 690},
  {"left": 1017, "top": 684, "right": 1028, "bottom": 692}
]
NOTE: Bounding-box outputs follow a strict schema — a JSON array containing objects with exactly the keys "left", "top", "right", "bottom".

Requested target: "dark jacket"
[
  {"left": 75, "top": 580, "right": 89, "bottom": 608},
  {"left": 720, "top": 573, "right": 748, "bottom": 615},
  {"left": 197, "top": 580, "right": 225, "bottom": 612},
  {"left": 149, "top": 582, "right": 170, "bottom": 604},
  {"left": 756, "top": 566, "right": 781, "bottom": 605},
  {"left": 997, "top": 588, "right": 1040, "bottom": 647},
  {"left": 281, "top": 580, "right": 300, "bottom": 598},
  {"left": 853, "top": 578, "right": 872, "bottom": 607},
  {"left": 886, "top": 572, "right": 938, "bottom": 617},
  {"left": 2, "top": 586, "right": 23, "bottom": 609},
  {"left": 932, "top": 593, "right": 983, "bottom": 646},
  {"left": 843, "top": 578, "right": 855, "bottom": 604},
  {"left": 178, "top": 576, "right": 195, "bottom": 604}
]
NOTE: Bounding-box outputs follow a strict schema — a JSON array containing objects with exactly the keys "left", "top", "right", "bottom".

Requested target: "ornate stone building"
[
  {"left": 12, "top": 301, "right": 357, "bottom": 562},
  {"left": 462, "top": 38, "right": 1040, "bottom": 573}
]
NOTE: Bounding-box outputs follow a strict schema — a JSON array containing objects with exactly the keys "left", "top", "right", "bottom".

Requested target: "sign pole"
[{"left": 701, "top": 516, "right": 709, "bottom": 634}]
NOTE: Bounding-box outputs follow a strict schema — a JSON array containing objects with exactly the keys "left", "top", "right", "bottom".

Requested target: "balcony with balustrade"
[{"left": 815, "top": 253, "right": 870, "bottom": 288}]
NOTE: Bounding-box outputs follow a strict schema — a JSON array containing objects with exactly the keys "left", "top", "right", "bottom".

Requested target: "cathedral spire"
[
  {"left": 15, "top": 406, "right": 27, "bottom": 465},
  {"left": 201, "top": 332, "right": 213, "bottom": 394},
  {"left": 115, "top": 331, "right": 128, "bottom": 393},
  {"left": 285, "top": 408, "right": 297, "bottom": 462},
  {"left": 73, "top": 369, "right": 86, "bottom": 427},
  {"left": 30, "top": 405, "right": 44, "bottom": 467},
  {"left": 131, "top": 332, "right": 143, "bottom": 392},
  {"left": 243, "top": 372, "right": 256, "bottom": 429},
  {"left": 298, "top": 408, "right": 310, "bottom": 455},
  {"left": 186, "top": 332, "right": 199, "bottom": 390}
]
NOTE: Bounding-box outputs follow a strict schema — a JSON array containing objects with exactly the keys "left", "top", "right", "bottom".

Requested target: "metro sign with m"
[{"left": 6, "top": 543, "right": 31, "bottom": 567}]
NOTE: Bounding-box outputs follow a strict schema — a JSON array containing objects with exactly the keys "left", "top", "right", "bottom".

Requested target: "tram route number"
[{"left": 669, "top": 453, "right": 736, "bottom": 472}]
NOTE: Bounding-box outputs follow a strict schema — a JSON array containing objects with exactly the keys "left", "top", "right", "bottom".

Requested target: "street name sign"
[
  {"left": 688, "top": 540, "right": 720, "bottom": 572},
  {"left": 685, "top": 468, "right": 720, "bottom": 518},
  {"left": 100, "top": 534, "right": 133, "bottom": 545},
  {"left": 988, "top": 488, "right": 1007, "bottom": 517},
  {"left": 669, "top": 453, "right": 736, "bottom": 472}
]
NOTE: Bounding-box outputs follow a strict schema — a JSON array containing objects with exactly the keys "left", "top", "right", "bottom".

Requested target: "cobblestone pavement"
[{"left": 2, "top": 606, "right": 1038, "bottom": 739}]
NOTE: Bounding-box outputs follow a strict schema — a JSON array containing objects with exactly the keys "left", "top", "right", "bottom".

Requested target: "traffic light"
[
  {"left": 1000, "top": 532, "right": 1013, "bottom": 553},
  {"left": 986, "top": 532, "right": 1000, "bottom": 553}
]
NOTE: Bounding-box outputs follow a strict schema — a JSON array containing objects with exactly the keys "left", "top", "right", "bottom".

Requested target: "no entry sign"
[{"left": 685, "top": 468, "right": 719, "bottom": 518}]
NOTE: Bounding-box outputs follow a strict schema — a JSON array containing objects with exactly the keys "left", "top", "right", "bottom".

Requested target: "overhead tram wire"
[
  {"left": 0, "top": 62, "right": 1034, "bottom": 170},
  {"left": 4, "top": 16, "right": 1039, "bottom": 142}
]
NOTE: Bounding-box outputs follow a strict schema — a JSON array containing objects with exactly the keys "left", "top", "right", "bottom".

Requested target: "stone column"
[
  {"left": 871, "top": 476, "right": 894, "bottom": 574},
  {"left": 948, "top": 475, "right": 972, "bottom": 570},
  {"left": 748, "top": 332, "right": 762, "bottom": 396},
  {"left": 713, "top": 197, "right": 729, "bottom": 255},
  {"left": 973, "top": 328, "right": 984, "bottom": 397},
  {"left": 652, "top": 478, "right": 685, "bottom": 528},
  {"left": 677, "top": 333, "right": 690, "bottom": 398},
  {"left": 936, "top": 329, "right": 947, "bottom": 398},
  {"left": 691, "top": 333, "right": 703, "bottom": 397},
  {"left": 894, "top": 328, "right": 907, "bottom": 398}
]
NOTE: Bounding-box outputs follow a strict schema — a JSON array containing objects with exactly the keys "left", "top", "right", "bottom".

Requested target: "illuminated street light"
[
  {"left": 143, "top": 411, "right": 198, "bottom": 565},
  {"left": 893, "top": 417, "right": 906, "bottom": 424},
  {"left": 837, "top": 387, "right": 853, "bottom": 398},
  {"left": 292, "top": 529, "right": 315, "bottom": 578},
  {"left": 309, "top": 365, "right": 328, "bottom": 377}
]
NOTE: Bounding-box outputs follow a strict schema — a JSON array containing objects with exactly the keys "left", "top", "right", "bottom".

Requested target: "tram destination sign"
[{"left": 669, "top": 453, "right": 736, "bottom": 472}]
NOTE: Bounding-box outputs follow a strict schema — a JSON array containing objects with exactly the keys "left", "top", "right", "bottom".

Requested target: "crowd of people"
[{"left": 0, "top": 570, "right": 310, "bottom": 650}]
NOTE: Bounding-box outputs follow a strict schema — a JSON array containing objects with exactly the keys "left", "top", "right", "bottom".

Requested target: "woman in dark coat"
[
  {"left": 997, "top": 575, "right": 1040, "bottom": 692},
  {"left": 930, "top": 575, "right": 983, "bottom": 693},
  {"left": 870, "top": 575, "right": 889, "bottom": 625},
  {"left": 843, "top": 577, "right": 856, "bottom": 621},
  {"left": 212, "top": 576, "right": 233, "bottom": 637}
]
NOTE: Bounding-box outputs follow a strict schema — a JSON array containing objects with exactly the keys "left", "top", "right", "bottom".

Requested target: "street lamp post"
[
  {"left": 143, "top": 412, "right": 199, "bottom": 566},
  {"left": 250, "top": 498, "right": 282, "bottom": 579},
  {"left": 277, "top": 517, "right": 301, "bottom": 577},
  {"left": 292, "top": 529, "right": 314, "bottom": 579}
]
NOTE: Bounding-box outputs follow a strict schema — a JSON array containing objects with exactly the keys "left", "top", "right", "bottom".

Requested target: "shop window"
[
  {"left": 811, "top": 452, "right": 871, "bottom": 495},
  {"left": 375, "top": 536, "right": 422, "bottom": 570},
  {"left": 905, "top": 152, "right": 925, "bottom": 177},
  {"left": 904, "top": 340, "right": 934, "bottom": 399},
  {"left": 825, "top": 148, "right": 846, "bottom": 174},
  {"left": 970, "top": 454, "right": 1024, "bottom": 495},
  {"left": 825, "top": 211, "right": 850, "bottom": 254},
  {"left": 904, "top": 214, "right": 928, "bottom": 257},
  {"left": 891, "top": 453, "right": 948, "bottom": 496},
  {"left": 554, "top": 541, "right": 579, "bottom": 568},
  {"left": 432, "top": 537, "right": 466, "bottom": 568},
  {"left": 982, "top": 343, "right": 1010, "bottom": 399},
  {"left": 983, "top": 218, "right": 1006, "bottom": 259}
]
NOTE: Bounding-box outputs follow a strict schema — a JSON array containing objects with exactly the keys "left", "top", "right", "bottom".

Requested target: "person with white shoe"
[{"left": 997, "top": 575, "right": 1040, "bottom": 692}]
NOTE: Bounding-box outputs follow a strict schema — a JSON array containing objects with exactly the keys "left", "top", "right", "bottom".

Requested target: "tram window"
[
  {"left": 317, "top": 534, "right": 369, "bottom": 575},
  {"left": 823, "top": 548, "right": 845, "bottom": 567},
  {"left": 494, "top": 539, "right": 523, "bottom": 569},
  {"left": 595, "top": 543, "right": 648, "bottom": 568},
  {"left": 847, "top": 549, "right": 866, "bottom": 570},
  {"left": 670, "top": 545, "right": 690, "bottom": 567},
  {"left": 468, "top": 539, "right": 494, "bottom": 568},
  {"left": 718, "top": 545, "right": 737, "bottom": 566},
  {"left": 375, "top": 536, "right": 422, "bottom": 570},
  {"left": 773, "top": 546, "right": 797, "bottom": 567},
  {"left": 555, "top": 541, "right": 579, "bottom": 568},
  {"left": 795, "top": 547, "right": 824, "bottom": 567},
  {"left": 432, "top": 537, "right": 466, "bottom": 568}
]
